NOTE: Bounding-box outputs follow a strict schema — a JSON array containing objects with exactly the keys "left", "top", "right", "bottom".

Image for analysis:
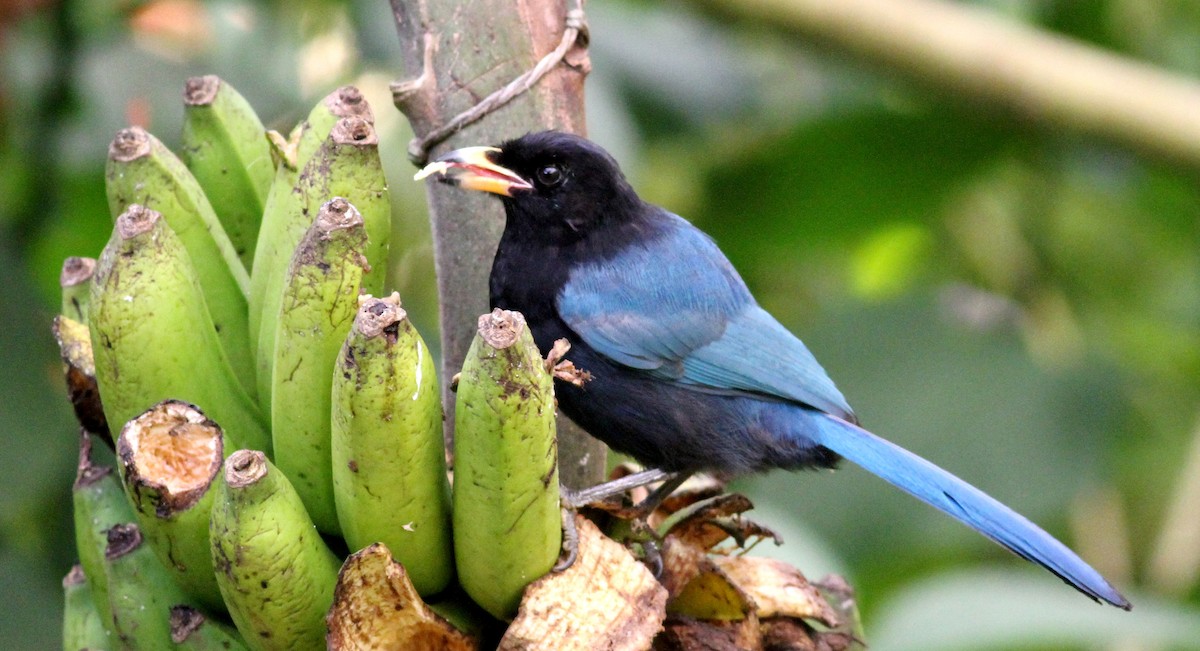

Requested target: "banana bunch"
[{"left": 56, "top": 75, "right": 572, "bottom": 650}]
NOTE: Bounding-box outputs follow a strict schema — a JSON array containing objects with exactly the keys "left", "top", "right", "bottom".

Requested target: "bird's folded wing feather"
[{"left": 558, "top": 211, "right": 855, "bottom": 421}]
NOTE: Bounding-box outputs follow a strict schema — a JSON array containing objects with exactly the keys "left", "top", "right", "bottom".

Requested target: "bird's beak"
[{"left": 413, "top": 146, "right": 533, "bottom": 197}]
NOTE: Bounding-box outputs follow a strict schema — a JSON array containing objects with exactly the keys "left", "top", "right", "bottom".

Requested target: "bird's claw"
[
  {"left": 552, "top": 505, "right": 579, "bottom": 572},
  {"left": 640, "top": 538, "right": 664, "bottom": 578}
]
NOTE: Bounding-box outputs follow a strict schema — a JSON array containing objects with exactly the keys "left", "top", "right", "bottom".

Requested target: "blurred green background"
[{"left": 3, "top": 0, "right": 1200, "bottom": 648}]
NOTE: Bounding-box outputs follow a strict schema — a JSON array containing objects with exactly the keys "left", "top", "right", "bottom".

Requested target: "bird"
[{"left": 415, "top": 129, "right": 1131, "bottom": 610}]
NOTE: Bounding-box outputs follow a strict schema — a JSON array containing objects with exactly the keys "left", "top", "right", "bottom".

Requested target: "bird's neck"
[
  {"left": 489, "top": 199, "right": 660, "bottom": 341},
  {"left": 489, "top": 215, "right": 570, "bottom": 334}
]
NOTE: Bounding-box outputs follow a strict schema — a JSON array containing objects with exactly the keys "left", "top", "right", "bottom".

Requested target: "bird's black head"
[{"left": 416, "top": 131, "right": 641, "bottom": 243}]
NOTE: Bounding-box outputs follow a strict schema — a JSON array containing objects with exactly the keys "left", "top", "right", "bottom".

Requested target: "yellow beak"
[{"left": 413, "top": 146, "right": 533, "bottom": 197}]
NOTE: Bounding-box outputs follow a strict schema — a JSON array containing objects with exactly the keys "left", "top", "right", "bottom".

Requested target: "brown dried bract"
[
  {"left": 667, "top": 554, "right": 748, "bottom": 624},
  {"left": 543, "top": 338, "right": 591, "bottom": 387},
  {"left": 657, "top": 536, "right": 709, "bottom": 599},
  {"left": 650, "top": 493, "right": 861, "bottom": 650},
  {"left": 326, "top": 543, "right": 476, "bottom": 651},
  {"left": 53, "top": 316, "right": 110, "bottom": 442},
  {"left": 658, "top": 475, "right": 726, "bottom": 517},
  {"left": 499, "top": 514, "right": 667, "bottom": 650},
  {"left": 663, "top": 494, "right": 782, "bottom": 552},
  {"left": 654, "top": 616, "right": 762, "bottom": 651},
  {"left": 713, "top": 557, "right": 839, "bottom": 627}
]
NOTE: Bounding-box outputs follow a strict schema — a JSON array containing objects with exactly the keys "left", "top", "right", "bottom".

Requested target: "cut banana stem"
[
  {"left": 106, "top": 126, "right": 256, "bottom": 396},
  {"left": 332, "top": 293, "right": 453, "bottom": 595},
  {"left": 89, "top": 205, "right": 269, "bottom": 454},
  {"left": 453, "top": 309, "right": 562, "bottom": 620},
  {"left": 62, "top": 564, "right": 110, "bottom": 651},
  {"left": 248, "top": 85, "right": 373, "bottom": 379},
  {"left": 254, "top": 117, "right": 391, "bottom": 410},
  {"left": 60, "top": 256, "right": 96, "bottom": 323},
  {"left": 210, "top": 450, "right": 342, "bottom": 651},
  {"left": 325, "top": 543, "right": 476, "bottom": 651},
  {"left": 72, "top": 430, "right": 135, "bottom": 630},
  {"left": 269, "top": 197, "right": 369, "bottom": 534},
  {"left": 117, "top": 399, "right": 226, "bottom": 611},
  {"left": 295, "top": 85, "right": 373, "bottom": 170},
  {"left": 53, "top": 315, "right": 110, "bottom": 442},
  {"left": 181, "top": 75, "right": 275, "bottom": 270}
]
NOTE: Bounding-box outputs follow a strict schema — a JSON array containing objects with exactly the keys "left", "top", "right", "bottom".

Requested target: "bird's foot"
[
  {"left": 558, "top": 470, "right": 694, "bottom": 577},
  {"left": 559, "top": 468, "right": 678, "bottom": 510}
]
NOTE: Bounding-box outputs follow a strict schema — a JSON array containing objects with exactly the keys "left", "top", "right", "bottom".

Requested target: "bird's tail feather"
[{"left": 810, "top": 413, "right": 1131, "bottom": 610}]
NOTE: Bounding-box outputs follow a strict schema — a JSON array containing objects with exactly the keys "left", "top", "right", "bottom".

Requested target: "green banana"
[
  {"left": 104, "top": 523, "right": 247, "bottom": 651},
  {"left": 180, "top": 75, "right": 274, "bottom": 270},
  {"left": 116, "top": 399, "right": 226, "bottom": 612},
  {"left": 53, "top": 315, "right": 110, "bottom": 441},
  {"left": 72, "top": 430, "right": 135, "bottom": 636},
  {"left": 269, "top": 197, "right": 369, "bottom": 534},
  {"left": 105, "top": 126, "right": 255, "bottom": 396},
  {"left": 247, "top": 85, "right": 374, "bottom": 385},
  {"left": 209, "top": 450, "right": 342, "bottom": 651},
  {"left": 61, "top": 256, "right": 96, "bottom": 324},
  {"left": 62, "top": 564, "right": 110, "bottom": 651},
  {"left": 453, "top": 309, "right": 562, "bottom": 620},
  {"left": 253, "top": 115, "right": 391, "bottom": 411},
  {"left": 331, "top": 293, "right": 453, "bottom": 595},
  {"left": 89, "top": 204, "right": 269, "bottom": 454}
]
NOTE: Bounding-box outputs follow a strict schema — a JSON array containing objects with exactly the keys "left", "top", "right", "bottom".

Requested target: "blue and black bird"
[{"left": 417, "top": 130, "right": 1130, "bottom": 609}]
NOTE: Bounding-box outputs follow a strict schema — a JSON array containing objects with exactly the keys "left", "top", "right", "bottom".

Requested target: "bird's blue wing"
[
  {"left": 558, "top": 212, "right": 747, "bottom": 371},
  {"left": 682, "top": 306, "right": 854, "bottom": 420},
  {"left": 558, "top": 210, "right": 855, "bottom": 420}
]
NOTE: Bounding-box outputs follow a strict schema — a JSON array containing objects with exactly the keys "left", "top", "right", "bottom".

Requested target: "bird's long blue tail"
[{"left": 809, "top": 413, "right": 1131, "bottom": 609}]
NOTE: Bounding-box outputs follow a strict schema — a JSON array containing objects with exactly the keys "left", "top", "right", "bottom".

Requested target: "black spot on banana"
[{"left": 332, "top": 293, "right": 453, "bottom": 595}]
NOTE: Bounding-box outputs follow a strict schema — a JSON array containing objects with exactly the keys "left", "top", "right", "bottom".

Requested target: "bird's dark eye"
[{"left": 536, "top": 164, "right": 563, "bottom": 188}]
